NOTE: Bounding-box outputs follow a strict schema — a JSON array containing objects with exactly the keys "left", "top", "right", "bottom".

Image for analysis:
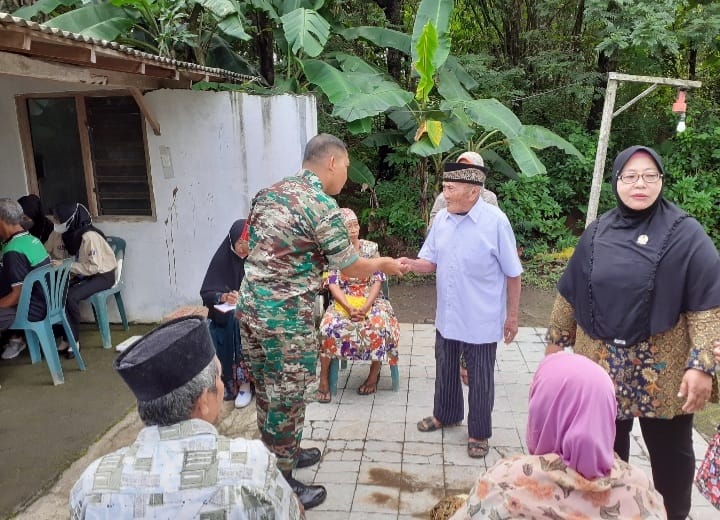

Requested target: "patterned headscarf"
[
  {"left": 340, "top": 207, "right": 358, "bottom": 224},
  {"left": 526, "top": 353, "right": 616, "bottom": 479}
]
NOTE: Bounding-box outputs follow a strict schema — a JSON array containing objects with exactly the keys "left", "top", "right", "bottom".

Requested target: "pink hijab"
[{"left": 526, "top": 353, "right": 616, "bottom": 479}]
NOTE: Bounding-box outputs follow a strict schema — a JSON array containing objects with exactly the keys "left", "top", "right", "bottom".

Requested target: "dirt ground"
[{"left": 390, "top": 280, "right": 555, "bottom": 328}]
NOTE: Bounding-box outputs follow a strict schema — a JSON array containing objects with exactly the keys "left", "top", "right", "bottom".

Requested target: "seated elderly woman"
[
  {"left": 444, "top": 353, "right": 666, "bottom": 520},
  {"left": 316, "top": 208, "right": 399, "bottom": 402}
]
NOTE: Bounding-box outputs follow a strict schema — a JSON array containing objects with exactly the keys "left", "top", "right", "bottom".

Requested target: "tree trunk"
[
  {"left": 374, "top": 0, "right": 404, "bottom": 82},
  {"left": 571, "top": 0, "right": 585, "bottom": 52},
  {"left": 253, "top": 11, "right": 275, "bottom": 86},
  {"left": 586, "top": 50, "right": 613, "bottom": 132},
  {"left": 688, "top": 47, "right": 697, "bottom": 80}
]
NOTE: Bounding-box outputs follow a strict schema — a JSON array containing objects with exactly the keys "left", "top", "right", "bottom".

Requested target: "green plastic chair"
[
  {"left": 326, "top": 279, "right": 400, "bottom": 395},
  {"left": 8, "top": 259, "right": 85, "bottom": 385},
  {"left": 88, "top": 236, "right": 129, "bottom": 349}
]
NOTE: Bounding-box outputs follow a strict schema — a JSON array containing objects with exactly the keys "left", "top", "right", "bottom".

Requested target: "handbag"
[
  {"left": 695, "top": 425, "right": 720, "bottom": 510},
  {"left": 334, "top": 295, "right": 368, "bottom": 317}
]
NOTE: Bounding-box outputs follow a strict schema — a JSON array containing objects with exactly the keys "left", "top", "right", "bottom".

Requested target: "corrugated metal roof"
[{"left": 0, "top": 11, "right": 258, "bottom": 83}]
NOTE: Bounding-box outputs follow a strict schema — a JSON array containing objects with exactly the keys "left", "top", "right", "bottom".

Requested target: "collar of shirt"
[
  {"left": 299, "top": 169, "right": 323, "bottom": 191},
  {"left": 137, "top": 418, "right": 218, "bottom": 442},
  {"left": 441, "top": 197, "right": 484, "bottom": 225}
]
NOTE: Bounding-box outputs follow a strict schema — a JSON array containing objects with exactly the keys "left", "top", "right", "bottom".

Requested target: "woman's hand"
[
  {"left": 678, "top": 368, "right": 713, "bottom": 413},
  {"left": 221, "top": 290, "right": 238, "bottom": 305},
  {"left": 350, "top": 308, "right": 366, "bottom": 322}
]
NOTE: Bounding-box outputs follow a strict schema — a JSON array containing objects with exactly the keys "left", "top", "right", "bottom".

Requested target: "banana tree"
[{"left": 307, "top": 0, "right": 582, "bottom": 175}]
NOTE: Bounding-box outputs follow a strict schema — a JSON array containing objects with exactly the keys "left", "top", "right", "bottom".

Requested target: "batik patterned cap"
[
  {"left": 443, "top": 162, "right": 487, "bottom": 185},
  {"left": 340, "top": 207, "right": 358, "bottom": 224},
  {"left": 114, "top": 316, "right": 216, "bottom": 401}
]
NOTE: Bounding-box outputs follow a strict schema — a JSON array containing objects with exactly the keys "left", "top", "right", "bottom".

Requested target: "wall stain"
[{"left": 163, "top": 186, "right": 179, "bottom": 289}]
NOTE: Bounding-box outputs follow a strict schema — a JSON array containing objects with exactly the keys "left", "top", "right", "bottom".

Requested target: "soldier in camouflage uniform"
[{"left": 238, "top": 134, "right": 405, "bottom": 509}]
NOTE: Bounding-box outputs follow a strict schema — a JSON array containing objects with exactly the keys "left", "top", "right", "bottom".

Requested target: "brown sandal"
[
  {"left": 417, "top": 416, "right": 461, "bottom": 432},
  {"left": 467, "top": 439, "right": 489, "bottom": 458}
]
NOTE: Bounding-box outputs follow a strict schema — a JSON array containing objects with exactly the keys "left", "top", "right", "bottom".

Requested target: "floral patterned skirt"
[{"left": 319, "top": 298, "right": 399, "bottom": 364}]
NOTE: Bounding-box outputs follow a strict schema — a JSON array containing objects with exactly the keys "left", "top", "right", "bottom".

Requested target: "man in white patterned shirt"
[{"left": 70, "top": 316, "right": 304, "bottom": 519}]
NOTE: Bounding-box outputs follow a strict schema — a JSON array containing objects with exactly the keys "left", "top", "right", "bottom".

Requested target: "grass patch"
[
  {"left": 521, "top": 252, "right": 568, "bottom": 289},
  {"left": 695, "top": 403, "right": 720, "bottom": 442}
]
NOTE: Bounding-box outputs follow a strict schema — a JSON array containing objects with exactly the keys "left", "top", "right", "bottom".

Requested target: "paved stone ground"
[
  {"left": 298, "top": 324, "right": 718, "bottom": 519},
  {"left": 17, "top": 325, "right": 717, "bottom": 519}
]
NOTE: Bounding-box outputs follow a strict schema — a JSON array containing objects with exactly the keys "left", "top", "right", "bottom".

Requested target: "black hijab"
[
  {"left": 54, "top": 203, "right": 106, "bottom": 256},
  {"left": 558, "top": 146, "right": 720, "bottom": 346},
  {"left": 200, "top": 220, "right": 246, "bottom": 321},
  {"left": 18, "top": 194, "right": 53, "bottom": 243}
]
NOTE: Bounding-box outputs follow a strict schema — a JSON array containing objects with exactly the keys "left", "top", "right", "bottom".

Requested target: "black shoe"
[
  {"left": 285, "top": 475, "right": 326, "bottom": 509},
  {"left": 223, "top": 385, "right": 235, "bottom": 401},
  {"left": 296, "top": 447, "right": 321, "bottom": 468}
]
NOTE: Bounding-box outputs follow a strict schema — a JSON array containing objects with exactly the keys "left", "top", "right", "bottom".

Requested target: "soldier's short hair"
[
  {"left": 0, "top": 198, "right": 25, "bottom": 226},
  {"left": 303, "top": 133, "right": 347, "bottom": 163}
]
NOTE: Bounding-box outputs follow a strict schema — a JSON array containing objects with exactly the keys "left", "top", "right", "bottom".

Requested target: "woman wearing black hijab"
[
  {"left": 546, "top": 146, "right": 720, "bottom": 520},
  {"left": 18, "top": 194, "right": 53, "bottom": 243},
  {"left": 200, "top": 219, "right": 252, "bottom": 408},
  {"left": 52, "top": 203, "right": 117, "bottom": 357}
]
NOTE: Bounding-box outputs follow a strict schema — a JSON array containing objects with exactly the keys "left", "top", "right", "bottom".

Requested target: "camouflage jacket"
[{"left": 238, "top": 169, "right": 358, "bottom": 330}]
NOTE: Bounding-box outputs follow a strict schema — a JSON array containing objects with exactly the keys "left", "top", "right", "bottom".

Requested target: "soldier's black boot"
[
  {"left": 282, "top": 470, "right": 327, "bottom": 509},
  {"left": 296, "top": 447, "right": 322, "bottom": 468}
]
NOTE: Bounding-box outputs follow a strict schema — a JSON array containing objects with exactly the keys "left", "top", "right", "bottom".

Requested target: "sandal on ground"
[
  {"left": 357, "top": 371, "right": 380, "bottom": 396},
  {"left": 417, "top": 416, "right": 460, "bottom": 432},
  {"left": 467, "top": 439, "right": 489, "bottom": 458},
  {"left": 317, "top": 389, "right": 331, "bottom": 404}
]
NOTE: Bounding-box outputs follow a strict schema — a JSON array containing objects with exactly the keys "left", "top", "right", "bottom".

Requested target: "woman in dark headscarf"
[
  {"left": 18, "top": 194, "right": 53, "bottom": 243},
  {"left": 200, "top": 219, "right": 252, "bottom": 408},
  {"left": 52, "top": 203, "right": 117, "bottom": 357},
  {"left": 546, "top": 146, "right": 720, "bottom": 520}
]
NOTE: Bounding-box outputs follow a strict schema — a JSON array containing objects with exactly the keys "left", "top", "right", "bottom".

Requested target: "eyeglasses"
[{"left": 618, "top": 170, "right": 663, "bottom": 184}]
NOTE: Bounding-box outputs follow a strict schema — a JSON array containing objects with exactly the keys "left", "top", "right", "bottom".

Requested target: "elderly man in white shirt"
[{"left": 400, "top": 162, "right": 522, "bottom": 459}]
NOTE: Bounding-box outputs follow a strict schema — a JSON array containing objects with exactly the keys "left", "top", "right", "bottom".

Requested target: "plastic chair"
[
  {"left": 88, "top": 236, "right": 129, "bottom": 349},
  {"left": 326, "top": 279, "right": 399, "bottom": 395},
  {"left": 8, "top": 260, "right": 85, "bottom": 385}
]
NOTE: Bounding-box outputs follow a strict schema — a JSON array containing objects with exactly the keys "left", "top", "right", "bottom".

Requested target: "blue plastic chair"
[
  {"left": 326, "top": 279, "right": 400, "bottom": 395},
  {"left": 8, "top": 259, "right": 85, "bottom": 385},
  {"left": 88, "top": 236, "right": 129, "bottom": 349}
]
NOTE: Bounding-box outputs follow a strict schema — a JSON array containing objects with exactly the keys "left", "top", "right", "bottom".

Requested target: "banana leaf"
[{"left": 280, "top": 7, "right": 330, "bottom": 57}]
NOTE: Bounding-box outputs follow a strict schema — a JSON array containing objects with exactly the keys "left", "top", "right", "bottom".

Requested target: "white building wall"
[{"left": 0, "top": 80, "right": 317, "bottom": 322}]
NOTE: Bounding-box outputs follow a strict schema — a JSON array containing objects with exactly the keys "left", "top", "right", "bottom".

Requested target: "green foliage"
[
  {"left": 539, "top": 120, "right": 615, "bottom": 227},
  {"left": 497, "top": 175, "right": 576, "bottom": 257},
  {"left": 281, "top": 7, "right": 330, "bottom": 57},
  {"left": 521, "top": 253, "right": 570, "bottom": 290},
  {"left": 361, "top": 173, "right": 425, "bottom": 254},
  {"left": 662, "top": 119, "right": 720, "bottom": 247},
  {"left": 12, "top": 0, "right": 81, "bottom": 20}
]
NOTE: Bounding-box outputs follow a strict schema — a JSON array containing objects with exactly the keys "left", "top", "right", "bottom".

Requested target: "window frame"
[{"left": 15, "top": 90, "right": 156, "bottom": 221}]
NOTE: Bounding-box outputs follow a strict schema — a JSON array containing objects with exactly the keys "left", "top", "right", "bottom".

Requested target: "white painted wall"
[{"left": 0, "top": 79, "right": 317, "bottom": 322}]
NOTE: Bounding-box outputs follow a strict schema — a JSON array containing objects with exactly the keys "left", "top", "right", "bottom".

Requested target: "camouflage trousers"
[{"left": 239, "top": 314, "right": 319, "bottom": 473}]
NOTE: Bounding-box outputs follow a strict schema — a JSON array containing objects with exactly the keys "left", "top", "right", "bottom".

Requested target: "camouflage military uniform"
[{"left": 238, "top": 169, "right": 358, "bottom": 472}]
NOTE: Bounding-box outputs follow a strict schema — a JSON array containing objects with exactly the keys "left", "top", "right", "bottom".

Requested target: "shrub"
[{"left": 497, "top": 175, "right": 576, "bottom": 258}]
